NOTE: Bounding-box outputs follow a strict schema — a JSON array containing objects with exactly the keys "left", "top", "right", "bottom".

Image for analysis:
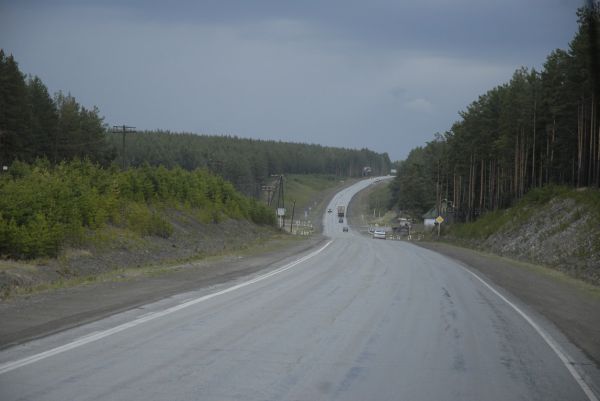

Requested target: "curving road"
[{"left": 0, "top": 177, "right": 597, "bottom": 401}]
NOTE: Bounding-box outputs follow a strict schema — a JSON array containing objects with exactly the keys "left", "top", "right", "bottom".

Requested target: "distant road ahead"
[{"left": 0, "top": 176, "right": 597, "bottom": 401}]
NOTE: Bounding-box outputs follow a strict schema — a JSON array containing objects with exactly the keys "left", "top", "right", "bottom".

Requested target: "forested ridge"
[
  {"left": 390, "top": 6, "right": 600, "bottom": 219},
  {"left": 0, "top": 48, "right": 391, "bottom": 196},
  {"left": 107, "top": 131, "right": 391, "bottom": 196}
]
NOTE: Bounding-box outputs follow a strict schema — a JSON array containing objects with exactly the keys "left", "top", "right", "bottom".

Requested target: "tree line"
[
  {"left": 390, "top": 5, "right": 600, "bottom": 220},
  {"left": 107, "top": 131, "right": 392, "bottom": 196}
]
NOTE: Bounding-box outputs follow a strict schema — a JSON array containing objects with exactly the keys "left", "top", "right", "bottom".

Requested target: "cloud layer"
[{"left": 0, "top": 1, "right": 580, "bottom": 159}]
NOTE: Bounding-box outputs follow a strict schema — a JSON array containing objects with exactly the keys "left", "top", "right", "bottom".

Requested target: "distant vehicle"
[
  {"left": 337, "top": 205, "right": 345, "bottom": 217},
  {"left": 338, "top": 217, "right": 344, "bottom": 223},
  {"left": 327, "top": 208, "right": 333, "bottom": 213},
  {"left": 343, "top": 226, "right": 349, "bottom": 232},
  {"left": 398, "top": 218, "right": 411, "bottom": 231},
  {"left": 372, "top": 229, "right": 386, "bottom": 239}
]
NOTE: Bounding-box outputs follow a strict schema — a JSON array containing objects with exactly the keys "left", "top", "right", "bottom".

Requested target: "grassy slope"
[{"left": 365, "top": 182, "right": 395, "bottom": 225}]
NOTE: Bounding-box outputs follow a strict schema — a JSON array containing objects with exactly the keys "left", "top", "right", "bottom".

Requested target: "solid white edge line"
[
  {"left": 459, "top": 264, "right": 599, "bottom": 401},
  {"left": 0, "top": 240, "right": 333, "bottom": 375}
]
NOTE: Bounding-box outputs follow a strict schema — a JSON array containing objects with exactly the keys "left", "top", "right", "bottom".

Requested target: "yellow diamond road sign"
[{"left": 436, "top": 216, "right": 444, "bottom": 224}]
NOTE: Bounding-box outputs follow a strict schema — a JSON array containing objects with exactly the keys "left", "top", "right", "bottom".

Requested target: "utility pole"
[
  {"left": 272, "top": 174, "right": 284, "bottom": 211},
  {"left": 276, "top": 175, "right": 285, "bottom": 228},
  {"left": 111, "top": 125, "right": 136, "bottom": 170},
  {"left": 289, "top": 199, "right": 296, "bottom": 233},
  {"left": 269, "top": 174, "right": 285, "bottom": 228}
]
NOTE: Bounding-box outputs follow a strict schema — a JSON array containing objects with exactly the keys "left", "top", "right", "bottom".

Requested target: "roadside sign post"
[
  {"left": 435, "top": 216, "right": 444, "bottom": 239},
  {"left": 277, "top": 208, "right": 286, "bottom": 229}
]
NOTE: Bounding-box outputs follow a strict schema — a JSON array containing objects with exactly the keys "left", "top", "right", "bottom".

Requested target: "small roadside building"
[{"left": 422, "top": 208, "right": 439, "bottom": 228}]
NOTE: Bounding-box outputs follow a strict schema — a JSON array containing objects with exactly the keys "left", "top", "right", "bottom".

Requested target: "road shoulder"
[
  {"left": 416, "top": 240, "right": 600, "bottom": 367},
  {"left": 0, "top": 235, "right": 326, "bottom": 349}
]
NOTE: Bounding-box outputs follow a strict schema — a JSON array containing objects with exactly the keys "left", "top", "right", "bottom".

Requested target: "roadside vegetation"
[
  {"left": 0, "top": 160, "right": 275, "bottom": 260},
  {"left": 0, "top": 169, "right": 349, "bottom": 298},
  {"left": 367, "top": 183, "right": 393, "bottom": 220}
]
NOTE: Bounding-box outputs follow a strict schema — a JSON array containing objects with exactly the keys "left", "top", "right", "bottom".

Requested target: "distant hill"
[{"left": 107, "top": 131, "right": 391, "bottom": 195}]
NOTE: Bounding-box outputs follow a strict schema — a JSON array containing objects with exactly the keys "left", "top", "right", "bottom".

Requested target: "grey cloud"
[{"left": 0, "top": 0, "right": 582, "bottom": 160}]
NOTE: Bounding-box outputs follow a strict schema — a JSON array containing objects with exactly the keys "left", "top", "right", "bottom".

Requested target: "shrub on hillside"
[{"left": 0, "top": 160, "right": 275, "bottom": 259}]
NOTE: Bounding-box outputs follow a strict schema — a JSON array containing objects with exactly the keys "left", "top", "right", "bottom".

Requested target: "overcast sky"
[{"left": 0, "top": 0, "right": 582, "bottom": 160}]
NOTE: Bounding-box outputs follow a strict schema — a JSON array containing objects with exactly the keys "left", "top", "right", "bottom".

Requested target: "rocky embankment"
[{"left": 446, "top": 188, "right": 600, "bottom": 285}]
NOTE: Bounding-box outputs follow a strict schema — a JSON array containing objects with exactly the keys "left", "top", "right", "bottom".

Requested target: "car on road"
[
  {"left": 343, "top": 226, "right": 348, "bottom": 232},
  {"left": 327, "top": 208, "right": 332, "bottom": 213},
  {"left": 338, "top": 217, "right": 344, "bottom": 223},
  {"left": 372, "top": 229, "right": 386, "bottom": 239}
]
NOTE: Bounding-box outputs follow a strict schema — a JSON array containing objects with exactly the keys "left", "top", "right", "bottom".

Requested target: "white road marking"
[
  {"left": 460, "top": 264, "right": 599, "bottom": 401},
  {"left": 0, "top": 240, "right": 333, "bottom": 375}
]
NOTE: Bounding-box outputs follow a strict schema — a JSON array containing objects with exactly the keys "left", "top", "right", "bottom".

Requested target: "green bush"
[
  {"left": 0, "top": 214, "right": 63, "bottom": 258},
  {"left": 125, "top": 203, "right": 173, "bottom": 238}
]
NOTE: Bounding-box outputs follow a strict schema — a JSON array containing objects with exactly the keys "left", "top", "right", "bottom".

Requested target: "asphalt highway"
[{"left": 0, "top": 177, "right": 597, "bottom": 401}]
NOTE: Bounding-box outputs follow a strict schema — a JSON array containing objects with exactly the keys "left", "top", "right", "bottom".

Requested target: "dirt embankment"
[{"left": 0, "top": 209, "right": 278, "bottom": 298}]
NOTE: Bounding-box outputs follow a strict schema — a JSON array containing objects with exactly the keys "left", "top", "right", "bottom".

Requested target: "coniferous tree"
[
  {"left": 0, "top": 51, "right": 29, "bottom": 165},
  {"left": 389, "top": 5, "right": 600, "bottom": 220},
  {"left": 26, "top": 76, "right": 59, "bottom": 161}
]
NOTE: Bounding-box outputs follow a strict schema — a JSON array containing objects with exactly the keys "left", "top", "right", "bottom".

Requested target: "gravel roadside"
[{"left": 0, "top": 235, "right": 326, "bottom": 349}]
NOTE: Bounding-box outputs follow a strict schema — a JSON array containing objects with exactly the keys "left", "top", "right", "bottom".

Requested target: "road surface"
[{"left": 0, "top": 177, "right": 598, "bottom": 401}]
